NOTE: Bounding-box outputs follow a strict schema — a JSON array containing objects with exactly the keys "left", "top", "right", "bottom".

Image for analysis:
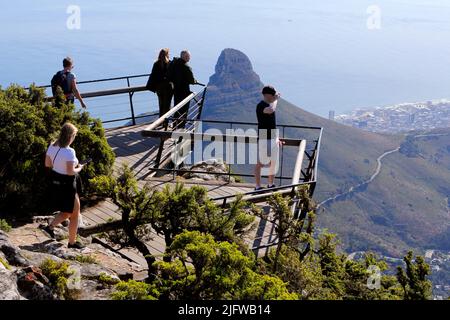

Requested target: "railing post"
[
  {"left": 196, "top": 87, "right": 207, "bottom": 121},
  {"left": 126, "top": 77, "right": 136, "bottom": 125},
  {"left": 279, "top": 126, "right": 285, "bottom": 186},
  {"left": 227, "top": 122, "right": 232, "bottom": 183}
]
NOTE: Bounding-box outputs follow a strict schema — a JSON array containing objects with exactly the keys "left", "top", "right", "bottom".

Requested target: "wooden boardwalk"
[{"left": 81, "top": 123, "right": 277, "bottom": 268}]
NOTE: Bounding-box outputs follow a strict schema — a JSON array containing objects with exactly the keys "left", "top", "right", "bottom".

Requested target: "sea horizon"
[{"left": 1, "top": 0, "right": 450, "bottom": 118}]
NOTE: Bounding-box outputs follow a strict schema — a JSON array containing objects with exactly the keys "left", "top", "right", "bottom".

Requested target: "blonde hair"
[
  {"left": 157, "top": 48, "right": 170, "bottom": 66},
  {"left": 54, "top": 123, "right": 78, "bottom": 148}
]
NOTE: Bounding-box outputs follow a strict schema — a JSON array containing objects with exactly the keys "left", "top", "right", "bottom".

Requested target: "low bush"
[
  {"left": 0, "top": 85, "right": 115, "bottom": 215},
  {"left": 0, "top": 219, "right": 12, "bottom": 232}
]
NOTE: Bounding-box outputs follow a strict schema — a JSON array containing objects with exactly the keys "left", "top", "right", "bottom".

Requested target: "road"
[
  {"left": 317, "top": 147, "right": 400, "bottom": 208},
  {"left": 317, "top": 132, "right": 449, "bottom": 209}
]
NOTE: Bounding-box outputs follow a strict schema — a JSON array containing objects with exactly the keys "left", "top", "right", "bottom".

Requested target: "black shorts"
[{"left": 48, "top": 171, "right": 82, "bottom": 213}]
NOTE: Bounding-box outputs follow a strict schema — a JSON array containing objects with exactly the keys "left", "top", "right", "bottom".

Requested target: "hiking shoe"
[
  {"left": 254, "top": 186, "right": 264, "bottom": 191},
  {"left": 267, "top": 184, "right": 276, "bottom": 189},
  {"left": 68, "top": 241, "right": 85, "bottom": 249},
  {"left": 40, "top": 225, "right": 56, "bottom": 239}
]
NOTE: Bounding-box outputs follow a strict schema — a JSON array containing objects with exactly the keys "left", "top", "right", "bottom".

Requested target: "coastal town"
[{"left": 334, "top": 99, "right": 450, "bottom": 133}]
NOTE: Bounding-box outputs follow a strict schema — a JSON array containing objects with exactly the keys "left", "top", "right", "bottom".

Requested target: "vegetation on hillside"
[{"left": 92, "top": 165, "right": 432, "bottom": 300}]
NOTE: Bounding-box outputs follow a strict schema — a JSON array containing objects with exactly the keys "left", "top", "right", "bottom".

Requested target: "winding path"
[
  {"left": 317, "top": 147, "right": 400, "bottom": 208},
  {"left": 317, "top": 131, "right": 450, "bottom": 209}
]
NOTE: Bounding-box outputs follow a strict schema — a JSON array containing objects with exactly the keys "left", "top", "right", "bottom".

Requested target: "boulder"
[
  {"left": 0, "top": 269, "right": 22, "bottom": 300},
  {"left": 182, "top": 159, "right": 235, "bottom": 183},
  {"left": 77, "top": 279, "right": 115, "bottom": 300},
  {"left": 0, "top": 230, "right": 30, "bottom": 267},
  {"left": 15, "top": 266, "right": 57, "bottom": 300},
  {"left": 80, "top": 263, "right": 119, "bottom": 282},
  {"left": 20, "top": 250, "right": 64, "bottom": 267}
]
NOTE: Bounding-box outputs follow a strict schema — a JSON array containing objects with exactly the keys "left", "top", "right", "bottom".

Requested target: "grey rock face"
[
  {"left": 20, "top": 250, "right": 63, "bottom": 268},
  {"left": 182, "top": 159, "right": 235, "bottom": 183},
  {"left": 1, "top": 225, "right": 137, "bottom": 300},
  {"left": 203, "top": 48, "right": 263, "bottom": 118},
  {"left": 0, "top": 230, "right": 30, "bottom": 267},
  {"left": 15, "top": 266, "right": 57, "bottom": 300},
  {"left": 0, "top": 269, "right": 22, "bottom": 300}
]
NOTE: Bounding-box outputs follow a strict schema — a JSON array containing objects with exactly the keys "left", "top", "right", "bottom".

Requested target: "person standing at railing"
[
  {"left": 254, "top": 86, "right": 281, "bottom": 191},
  {"left": 168, "top": 50, "right": 198, "bottom": 129},
  {"left": 51, "top": 57, "right": 87, "bottom": 109},
  {"left": 146, "top": 48, "right": 173, "bottom": 118}
]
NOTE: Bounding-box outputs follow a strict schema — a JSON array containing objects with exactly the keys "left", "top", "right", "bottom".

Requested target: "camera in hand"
[{"left": 79, "top": 158, "right": 92, "bottom": 166}]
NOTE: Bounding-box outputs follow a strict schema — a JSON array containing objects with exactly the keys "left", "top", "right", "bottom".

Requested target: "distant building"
[
  {"left": 356, "top": 120, "right": 368, "bottom": 128},
  {"left": 328, "top": 110, "right": 335, "bottom": 121}
]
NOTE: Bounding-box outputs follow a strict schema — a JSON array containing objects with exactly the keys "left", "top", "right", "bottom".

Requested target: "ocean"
[{"left": 1, "top": 0, "right": 450, "bottom": 121}]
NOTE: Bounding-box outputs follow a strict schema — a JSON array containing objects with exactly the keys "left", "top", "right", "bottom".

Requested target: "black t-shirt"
[{"left": 256, "top": 100, "right": 276, "bottom": 139}]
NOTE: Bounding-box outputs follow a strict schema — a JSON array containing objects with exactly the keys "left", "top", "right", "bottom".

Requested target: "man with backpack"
[{"left": 51, "top": 57, "right": 87, "bottom": 109}]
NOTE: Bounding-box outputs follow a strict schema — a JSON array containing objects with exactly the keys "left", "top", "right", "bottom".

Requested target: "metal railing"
[
  {"left": 32, "top": 74, "right": 159, "bottom": 127},
  {"left": 142, "top": 114, "right": 323, "bottom": 210},
  {"left": 32, "top": 73, "right": 323, "bottom": 210},
  {"left": 144, "top": 118, "right": 322, "bottom": 178}
]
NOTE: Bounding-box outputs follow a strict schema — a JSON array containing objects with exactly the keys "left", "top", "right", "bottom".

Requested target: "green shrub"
[
  {"left": 155, "top": 230, "right": 297, "bottom": 300},
  {"left": 111, "top": 280, "right": 159, "bottom": 300},
  {"left": 40, "top": 259, "right": 77, "bottom": 300},
  {"left": 0, "top": 257, "right": 11, "bottom": 270},
  {"left": 0, "top": 219, "right": 12, "bottom": 232},
  {"left": 71, "top": 254, "right": 98, "bottom": 264},
  {"left": 0, "top": 85, "right": 115, "bottom": 215},
  {"left": 98, "top": 272, "right": 120, "bottom": 286}
]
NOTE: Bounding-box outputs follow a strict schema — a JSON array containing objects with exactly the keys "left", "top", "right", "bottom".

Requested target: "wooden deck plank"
[
  {"left": 86, "top": 207, "right": 115, "bottom": 224},
  {"left": 94, "top": 205, "right": 122, "bottom": 221},
  {"left": 82, "top": 211, "right": 107, "bottom": 225},
  {"left": 80, "top": 214, "right": 97, "bottom": 227}
]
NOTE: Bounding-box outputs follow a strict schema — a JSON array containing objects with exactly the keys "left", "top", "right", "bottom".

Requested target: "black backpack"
[{"left": 51, "top": 71, "right": 71, "bottom": 97}]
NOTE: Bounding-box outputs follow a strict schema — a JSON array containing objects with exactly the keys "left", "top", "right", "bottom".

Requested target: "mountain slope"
[{"left": 201, "top": 48, "right": 450, "bottom": 257}]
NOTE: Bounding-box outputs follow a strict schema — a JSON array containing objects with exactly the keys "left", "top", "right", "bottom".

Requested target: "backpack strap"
[{"left": 52, "top": 147, "right": 61, "bottom": 167}]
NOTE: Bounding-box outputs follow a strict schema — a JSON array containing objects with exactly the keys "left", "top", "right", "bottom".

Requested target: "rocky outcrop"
[
  {"left": 0, "top": 222, "right": 146, "bottom": 300},
  {"left": 203, "top": 48, "right": 263, "bottom": 119},
  {"left": 182, "top": 159, "right": 236, "bottom": 183},
  {"left": 0, "top": 230, "right": 30, "bottom": 267},
  {"left": 16, "top": 266, "right": 57, "bottom": 300},
  {"left": 0, "top": 268, "right": 22, "bottom": 300}
]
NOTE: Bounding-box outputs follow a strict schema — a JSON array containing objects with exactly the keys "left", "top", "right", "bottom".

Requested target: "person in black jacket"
[
  {"left": 147, "top": 48, "right": 173, "bottom": 117},
  {"left": 168, "top": 50, "right": 198, "bottom": 128}
]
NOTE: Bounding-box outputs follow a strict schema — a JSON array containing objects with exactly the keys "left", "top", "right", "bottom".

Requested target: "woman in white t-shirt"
[{"left": 41, "top": 122, "right": 85, "bottom": 249}]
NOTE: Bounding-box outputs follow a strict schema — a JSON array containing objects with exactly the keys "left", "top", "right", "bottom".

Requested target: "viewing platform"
[{"left": 38, "top": 74, "right": 323, "bottom": 268}]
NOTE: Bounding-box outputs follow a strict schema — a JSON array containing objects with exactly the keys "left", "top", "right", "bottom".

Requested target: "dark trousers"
[
  {"left": 157, "top": 87, "right": 173, "bottom": 118},
  {"left": 173, "top": 91, "right": 191, "bottom": 129}
]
